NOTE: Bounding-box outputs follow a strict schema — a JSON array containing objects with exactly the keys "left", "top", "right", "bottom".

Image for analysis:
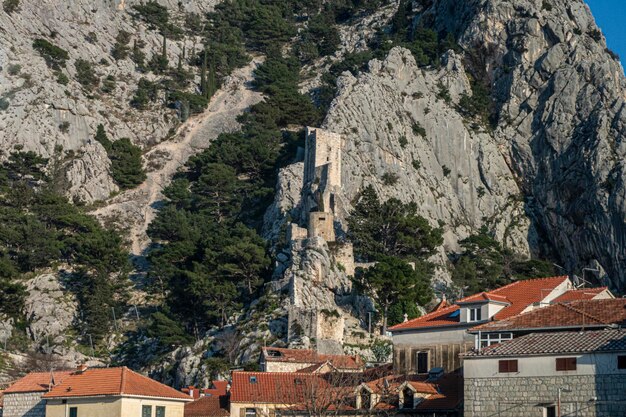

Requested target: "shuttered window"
[
  {"left": 142, "top": 405, "right": 152, "bottom": 417},
  {"left": 618, "top": 355, "right": 626, "bottom": 370},
  {"left": 498, "top": 360, "right": 518, "bottom": 373},
  {"left": 69, "top": 408, "right": 78, "bottom": 417},
  {"left": 556, "top": 357, "right": 577, "bottom": 371},
  {"left": 156, "top": 406, "right": 166, "bottom": 417}
]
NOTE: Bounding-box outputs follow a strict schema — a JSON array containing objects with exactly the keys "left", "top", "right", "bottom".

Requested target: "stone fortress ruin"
[{"left": 284, "top": 127, "right": 361, "bottom": 354}]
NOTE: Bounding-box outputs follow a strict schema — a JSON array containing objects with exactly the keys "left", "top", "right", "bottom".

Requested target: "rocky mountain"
[{"left": 1, "top": 0, "right": 626, "bottom": 385}]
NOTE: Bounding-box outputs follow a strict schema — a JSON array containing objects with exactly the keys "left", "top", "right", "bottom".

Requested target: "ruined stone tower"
[
  {"left": 302, "top": 127, "right": 343, "bottom": 241},
  {"left": 282, "top": 127, "right": 358, "bottom": 353}
]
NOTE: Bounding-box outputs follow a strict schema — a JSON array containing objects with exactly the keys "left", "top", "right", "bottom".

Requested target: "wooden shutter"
[
  {"left": 556, "top": 357, "right": 576, "bottom": 371},
  {"left": 240, "top": 408, "right": 246, "bottom": 417},
  {"left": 498, "top": 360, "right": 518, "bottom": 373}
]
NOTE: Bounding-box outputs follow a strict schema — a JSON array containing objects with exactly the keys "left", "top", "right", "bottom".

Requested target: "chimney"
[{"left": 76, "top": 363, "right": 88, "bottom": 373}]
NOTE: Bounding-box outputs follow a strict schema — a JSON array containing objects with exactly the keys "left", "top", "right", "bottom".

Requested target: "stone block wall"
[
  {"left": 308, "top": 212, "right": 335, "bottom": 242},
  {"left": 3, "top": 392, "right": 45, "bottom": 417},
  {"left": 464, "top": 374, "right": 626, "bottom": 417},
  {"left": 303, "top": 127, "right": 342, "bottom": 189}
]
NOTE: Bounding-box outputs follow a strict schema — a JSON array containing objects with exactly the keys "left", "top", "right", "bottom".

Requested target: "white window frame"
[
  {"left": 245, "top": 408, "right": 257, "bottom": 417},
  {"left": 469, "top": 307, "right": 482, "bottom": 322},
  {"left": 480, "top": 332, "right": 513, "bottom": 348}
]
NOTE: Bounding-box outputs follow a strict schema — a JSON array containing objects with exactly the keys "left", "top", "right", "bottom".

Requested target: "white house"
[{"left": 463, "top": 329, "right": 626, "bottom": 417}]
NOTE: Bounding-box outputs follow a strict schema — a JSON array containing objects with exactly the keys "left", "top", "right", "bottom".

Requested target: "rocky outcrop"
[
  {"left": 422, "top": 0, "right": 626, "bottom": 289},
  {"left": 0, "top": 0, "right": 219, "bottom": 203},
  {"left": 324, "top": 47, "right": 531, "bottom": 265},
  {"left": 23, "top": 273, "right": 77, "bottom": 344}
]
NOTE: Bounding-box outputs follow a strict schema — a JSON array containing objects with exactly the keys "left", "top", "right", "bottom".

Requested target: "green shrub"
[
  {"left": 7, "top": 64, "right": 21, "bottom": 76},
  {"left": 412, "top": 159, "right": 421, "bottom": 170},
  {"left": 33, "top": 38, "right": 69, "bottom": 69},
  {"left": 541, "top": 0, "right": 552, "bottom": 11},
  {"left": 56, "top": 71, "right": 69, "bottom": 85},
  {"left": 0, "top": 97, "right": 9, "bottom": 111},
  {"left": 412, "top": 122, "right": 426, "bottom": 137},
  {"left": 74, "top": 59, "right": 99, "bottom": 89},
  {"left": 100, "top": 75, "right": 117, "bottom": 93},
  {"left": 588, "top": 29, "right": 602, "bottom": 42},
  {"left": 398, "top": 135, "right": 408, "bottom": 148},
  {"left": 58, "top": 121, "right": 70, "bottom": 133},
  {"left": 442, "top": 165, "right": 451, "bottom": 177},
  {"left": 2, "top": 0, "right": 19, "bottom": 14},
  {"left": 93, "top": 126, "right": 145, "bottom": 189},
  {"left": 131, "top": 78, "right": 159, "bottom": 110},
  {"left": 132, "top": 1, "right": 182, "bottom": 38},
  {"left": 382, "top": 172, "right": 399, "bottom": 186},
  {"left": 437, "top": 83, "right": 452, "bottom": 103},
  {"left": 111, "top": 30, "right": 132, "bottom": 60}
]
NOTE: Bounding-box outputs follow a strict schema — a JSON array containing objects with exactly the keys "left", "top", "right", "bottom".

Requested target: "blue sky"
[{"left": 586, "top": 0, "right": 626, "bottom": 61}]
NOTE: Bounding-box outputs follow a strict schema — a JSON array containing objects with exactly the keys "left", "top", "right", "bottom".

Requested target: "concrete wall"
[
  {"left": 2, "top": 392, "right": 45, "bottom": 417},
  {"left": 46, "top": 396, "right": 186, "bottom": 417},
  {"left": 464, "top": 352, "right": 626, "bottom": 417}
]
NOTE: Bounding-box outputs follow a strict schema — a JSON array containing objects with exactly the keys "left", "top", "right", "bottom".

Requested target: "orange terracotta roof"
[
  {"left": 185, "top": 395, "right": 229, "bottom": 417},
  {"left": 230, "top": 372, "right": 331, "bottom": 404},
  {"left": 552, "top": 287, "right": 609, "bottom": 303},
  {"left": 457, "top": 292, "right": 510, "bottom": 304},
  {"left": 43, "top": 367, "right": 191, "bottom": 401},
  {"left": 390, "top": 276, "right": 569, "bottom": 331},
  {"left": 182, "top": 381, "right": 229, "bottom": 400},
  {"left": 261, "top": 347, "right": 363, "bottom": 370},
  {"left": 431, "top": 298, "right": 451, "bottom": 312},
  {"left": 471, "top": 298, "right": 626, "bottom": 332},
  {"left": 4, "top": 371, "right": 73, "bottom": 394}
]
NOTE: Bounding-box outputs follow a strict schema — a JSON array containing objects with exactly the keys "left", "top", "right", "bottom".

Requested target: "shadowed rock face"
[
  {"left": 315, "top": 0, "right": 626, "bottom": 290},
  {"left": 445, "top": 0, "right": 626, "bottom": 289}
]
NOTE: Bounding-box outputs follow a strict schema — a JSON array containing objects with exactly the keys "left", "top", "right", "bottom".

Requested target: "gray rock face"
[
  {"left": 0, "top": 0, "right": 219, "bottom": 203},
  {"left": 23, "top": 273, "right": 77, "bottom": 343},
  {"left": 422, "top": 0, "right": 626, "bottom": 289},
  {"left": 325, "top": 47, "right": 531, "bottom": 260}
]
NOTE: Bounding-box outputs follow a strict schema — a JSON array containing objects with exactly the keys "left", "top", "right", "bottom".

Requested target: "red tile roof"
[
  {"left": 182, "top": 381, "right": 229, "bottom": 400},
  {"left": 471, "top": 298, "right": 626, "bottom": 332},
  {"left": 430, "top": 298, "right": 451, "bottom": 312},
  {"left": 230, "top": 372, "right": 332, "bottom": 404},
  {"left": 390, "top": 276, "right": 569, "bottom": 331},
  {"left": 552, "top": 287, "right": 610, "bottom": 303},
  {"left": 43, "top": 367, "right": 191, "bottom": 401},
  {"left": 4, "top": 371, "right": 73, "bottom": 394},
  {"left": 261, "top": 347, "right": 363, "bottom": 370},
  {"left": 185, "top": 395, "right": 230, "bottom": 417}
]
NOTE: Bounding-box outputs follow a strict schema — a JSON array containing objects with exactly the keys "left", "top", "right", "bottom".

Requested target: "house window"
[
  {"left": 69, "top": 408, "right": 78, "bottom": 417},
  {"left": 245, "top": 408, "right": 257, "bottom": 417},
  {"left": 618, "top": 355, "right": 626, "bottom": 369},
  {"left": 142, "top": 405, "right": 152, "bottom": 417},
  {"left": 416, "top": 351, "right": 429, "bottom": 374},
  {"left": 480, "top": 332, "right": 513, "bottom": 348},
  {"left": 498, "top": 360, "right": 518, "bottom": 373},
  {"left": 156, "top": 406, "right": 165, "bottom": 417},
  {"left": 556, "top": 357, "right": 577, "bottom": 371},
  {"left": 544, "top": 405, "right": 556, "bottom": 417},
  {"left": 469, "top": 307, "right": 482, "bottom": 322}
]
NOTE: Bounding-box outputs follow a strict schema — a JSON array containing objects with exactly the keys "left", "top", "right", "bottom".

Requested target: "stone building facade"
[
  {"left": 463, "top": 330, "right": 626, "bottom": 417},
  {"left": 2, "top": 392, "right": 46, "bottom": 417}
]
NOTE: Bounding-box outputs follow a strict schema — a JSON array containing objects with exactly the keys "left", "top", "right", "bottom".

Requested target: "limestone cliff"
[
  {"left": 0, "top": 0, "right": 218, "bottom": 203},
  {"left": 285, "top": 0, "right": 626, "bottom": 291}
]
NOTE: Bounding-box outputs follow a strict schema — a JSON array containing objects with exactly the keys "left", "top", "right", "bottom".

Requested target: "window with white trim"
[
  {"left": 245, "top": 408, "right": 257, "bottom": 417},
  {"left": 469, "top": 307, "right": 482, "bottom": 322},
  {"left": 479, "top": 332, "right": 513, "bottom": 348}
]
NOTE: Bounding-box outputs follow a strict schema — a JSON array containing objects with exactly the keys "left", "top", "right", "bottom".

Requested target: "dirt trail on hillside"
[{"left": 93, "top": 58, "right": 264, "bottom": 257}]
